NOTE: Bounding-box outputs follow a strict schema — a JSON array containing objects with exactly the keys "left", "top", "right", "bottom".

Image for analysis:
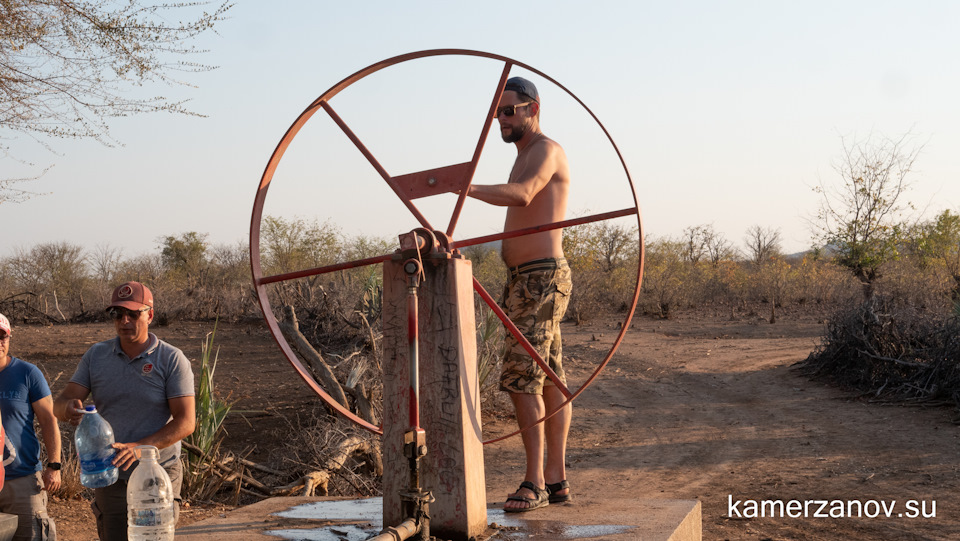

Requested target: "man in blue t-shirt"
[{"left": 0, "top": 313, "right": 61, "bottom": 540}]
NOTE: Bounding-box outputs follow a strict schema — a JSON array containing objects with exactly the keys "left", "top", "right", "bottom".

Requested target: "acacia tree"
[
  {"left": 680, "top": 224, "right": 734, "bottom": 268},
  {"left": 161, "top": 231, "right": 210, "bottom": 288},
  {"left": 812, "top": 133, "right": 922, "bottom": 298},
  {"left": 681, "top": 224, "right": 710, "bottom": 265},
  {"left": 743, "top": 225, "right": 782, "bottom": 267},
  {"left": 0, "top": 0, "right": 231, "bottom": 201}
]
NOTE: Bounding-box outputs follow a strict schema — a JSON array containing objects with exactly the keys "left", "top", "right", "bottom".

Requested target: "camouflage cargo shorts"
[{"left": 499, "top": 258, "right": 573, "bottom": 395}]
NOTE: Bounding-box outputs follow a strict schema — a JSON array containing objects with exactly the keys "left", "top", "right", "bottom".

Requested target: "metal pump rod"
[
  {"left": 392, "top": 257, "right": 433, "bottom": 541},
  {"left": 405, "top": 258, "right": 422, "bottom": 431}
]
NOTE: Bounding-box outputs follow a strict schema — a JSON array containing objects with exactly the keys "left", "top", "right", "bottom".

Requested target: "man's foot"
[
  {"left": 546, "top": 480, "right": 571, "bottom": 503},
  {"left": 504, "top": 481, "right": 550, "bottom": 513}
]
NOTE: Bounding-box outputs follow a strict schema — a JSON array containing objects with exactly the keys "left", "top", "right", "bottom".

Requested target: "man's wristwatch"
[{"left": 46, "top": 462, "right": 62, "bottom": 471}]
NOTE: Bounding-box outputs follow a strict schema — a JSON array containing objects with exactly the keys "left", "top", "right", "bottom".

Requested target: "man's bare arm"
[
  {"left": 467, "top": 141, "right": 558, "bottom": 207},
  {"left": 33, "top": 395, "right": 62, "bottom": 491},
  {"left": 54, "top": 382, "right": 90, "bottom": 425}
]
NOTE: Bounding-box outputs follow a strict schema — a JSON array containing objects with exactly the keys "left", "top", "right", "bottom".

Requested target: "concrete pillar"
[{"left": 381, "top": 255, "right": 487, "bottom": 540}]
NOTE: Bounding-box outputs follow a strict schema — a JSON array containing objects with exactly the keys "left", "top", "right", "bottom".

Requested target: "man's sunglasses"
[
  {"left": 495, "top": 102, "right": 532, "bottom": 118},
  {"left": 107, "top": 307, "right": 150, "bottom": 321}
]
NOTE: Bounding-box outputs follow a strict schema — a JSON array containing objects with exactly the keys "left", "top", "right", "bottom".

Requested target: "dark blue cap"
[{"left": 504, "top": 76, "right": 539, "bottom": 103}]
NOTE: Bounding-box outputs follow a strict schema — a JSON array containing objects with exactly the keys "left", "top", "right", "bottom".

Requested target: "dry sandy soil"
[{"left": 10, "top": 307, "right": 960, "bottom": 541}]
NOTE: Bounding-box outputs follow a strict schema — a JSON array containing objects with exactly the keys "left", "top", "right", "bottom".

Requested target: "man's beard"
[{"left": 500, "top": 121, "right": 528, "bottom": 143}]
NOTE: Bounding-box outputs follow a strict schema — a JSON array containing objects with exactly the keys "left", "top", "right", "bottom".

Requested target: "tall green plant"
[{"left": 184, "top": 321, "right": 232, "bottom": 499}]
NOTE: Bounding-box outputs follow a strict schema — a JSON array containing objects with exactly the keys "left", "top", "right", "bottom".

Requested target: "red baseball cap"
[
  {"left": 0, "top": 313, "right": 10, "bottom": 336},
  {"left": 108, "top": 282, "right": 154, "bottom": 311}
]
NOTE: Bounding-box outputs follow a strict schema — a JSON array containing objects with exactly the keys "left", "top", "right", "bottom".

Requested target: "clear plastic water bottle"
[
  {"left": 127, "top": 445, "right": 175, "bottom": 541},
  {"left": 75, "top": 405, "right": 118, "bottom": 488}
]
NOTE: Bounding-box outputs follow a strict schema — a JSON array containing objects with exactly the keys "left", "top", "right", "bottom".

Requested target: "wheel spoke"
[
  {"left": 473, "top": 277, "right": 572, "bottom": 398},
  {"left": 445, "top": 62, "right": 513, "bottom": 237},
  {"left": 455, "top": 207, "right": 637, "bottom": 250},
  {"left": 321, "top": 101, "right": 434, "bottom": 231},
  {"left": 258, "top": 252, "right": 395, "bottom": 286}
]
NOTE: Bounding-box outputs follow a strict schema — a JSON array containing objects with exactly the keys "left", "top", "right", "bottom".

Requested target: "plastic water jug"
[
  {"left": 127, "top": 445, "right": 175, "bottom": 541},
  {"left": 75, "top": 405, "right": 118, "bottom": 488}
]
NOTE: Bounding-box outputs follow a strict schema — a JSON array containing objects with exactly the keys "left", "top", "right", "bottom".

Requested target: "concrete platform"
[{"left": 176, "top": 496, "right": 701, "bottom": 541}]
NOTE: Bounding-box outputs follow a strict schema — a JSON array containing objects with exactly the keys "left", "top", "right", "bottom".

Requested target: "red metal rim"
[{"left": 249, "top": 49, "right": 645, "bottom": 442}]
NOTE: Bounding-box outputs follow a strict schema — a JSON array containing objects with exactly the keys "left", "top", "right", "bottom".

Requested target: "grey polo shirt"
[{"left": 71, "top": 333, "right": 194, "bottom": 478}]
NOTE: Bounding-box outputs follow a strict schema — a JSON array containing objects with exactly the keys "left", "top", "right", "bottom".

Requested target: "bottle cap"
[
  {"left": 135, "top": 445, "right": 160, "bottom": 460},
  {"left": 84, "top": 405, "right": 97, "bottom": 413}
]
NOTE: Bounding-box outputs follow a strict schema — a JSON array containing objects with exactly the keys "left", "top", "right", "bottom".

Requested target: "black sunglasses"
[
  {"left": 495, "top": 102, "right": 532, "bottom": 118},
  {"left": 107, "top": 307, "right": 150, "bottom": 321}
]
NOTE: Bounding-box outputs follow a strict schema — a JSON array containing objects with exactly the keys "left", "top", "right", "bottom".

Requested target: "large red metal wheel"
[{"left": 250, "top": 49, "right": 644, "bottom": 443}]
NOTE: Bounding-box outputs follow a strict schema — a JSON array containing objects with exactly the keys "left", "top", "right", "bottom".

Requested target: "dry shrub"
[
  {"left": 792, "top": 256, "right": 860, "bottom": 306},
  {"left": 328, "top": 347, "right": 383, "bottom": 427},
  {"left": 561, "top": 221, "right": 641, "bottom": 322},
  {"left": 49, "top": 438, "right": 89, "bottom": 501},
  {"left": 264, "top": 268, "right": 383, "bottom": 354},
  {"left": 638, "top": 238, "right": 687, "bottom": 318},
  {"left": 474, "top": 306, "right": 514, "bottom": 421},
  {"left": 692, "top": 262, "right": 740, "bottom": 306},
  {"left": 799, "top": 295, "right": 960, "bottom": 415},
  {"left": 564, "top": 259, "right": 607, "bottom": 323},
  {"left": 875, "top": 259, "right": 955, "bottom": 313},
  {"left": 463, "top": 245, "right": 506, "bottom": 297}
]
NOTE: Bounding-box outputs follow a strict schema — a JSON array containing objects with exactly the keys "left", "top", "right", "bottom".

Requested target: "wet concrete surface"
[
  {"left": 264, "top": 499, "right": 637, "bottom": 540},
  {"left": 177, "top": 496, "right": 701, "bottom": 541}
]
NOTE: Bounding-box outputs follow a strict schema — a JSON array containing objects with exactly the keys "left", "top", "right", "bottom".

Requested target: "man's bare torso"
[{"left": 501, "top": 137, "right": 570, "bottom": 267}]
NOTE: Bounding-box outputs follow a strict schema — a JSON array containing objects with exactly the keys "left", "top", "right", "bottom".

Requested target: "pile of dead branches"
[
  {"left": 798, "top": 296, "right": 960, "bottom": 419},
  {"left": 0, "top": 293, "right": 59, "bottom": 324},
  {"left": 182, "top": 421, "right": 381, "bottom": 504},
  {"left": 278, "top": 305, "right": 381, "bottom": 426},
  {"left": 270, "top": 415, "right": 382, "bottom": 498},
  {"left": 169, "top": 304, "right": 385, "bottom": 506}
]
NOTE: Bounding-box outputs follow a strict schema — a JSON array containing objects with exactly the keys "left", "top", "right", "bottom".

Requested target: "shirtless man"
[{"left": 466, "top": 77, "right": 572, "bottom": 512}]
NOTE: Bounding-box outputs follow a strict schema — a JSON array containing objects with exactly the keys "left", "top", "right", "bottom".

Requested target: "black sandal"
[
  {"left": 546, "top": 480, "right": 571, "bottom": 503},
  {"left": 505, "top": 481, "right": 550, "bottom": 513}
]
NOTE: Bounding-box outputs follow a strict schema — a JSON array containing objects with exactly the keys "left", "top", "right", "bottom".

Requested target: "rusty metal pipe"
[{"left": 367, "top": 517, "right": 420, "bottom": 541}]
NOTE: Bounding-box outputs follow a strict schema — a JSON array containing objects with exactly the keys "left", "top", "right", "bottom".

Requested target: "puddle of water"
[
  {"left": 273, "top": 497, "right": 383, "bottom": 526},
  {"left": 268, "top": 499, "right": 382, "bottom": 541},
  {"left": 266, "top": 524, "right": 376, "bottom": 541}
]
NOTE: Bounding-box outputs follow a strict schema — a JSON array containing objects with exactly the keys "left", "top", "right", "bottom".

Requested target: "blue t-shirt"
[{"left": 0, "top": 357, "right": 51, "bottom": 479}]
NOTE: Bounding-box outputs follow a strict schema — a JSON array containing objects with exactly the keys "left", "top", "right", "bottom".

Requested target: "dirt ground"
[{"left": 10, "top": 307, "right": 960, "bottom": 541}]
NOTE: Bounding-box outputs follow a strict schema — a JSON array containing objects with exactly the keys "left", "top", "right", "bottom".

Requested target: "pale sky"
[{"left": 2, "top": 1, "right": 958, "bottom": 260}]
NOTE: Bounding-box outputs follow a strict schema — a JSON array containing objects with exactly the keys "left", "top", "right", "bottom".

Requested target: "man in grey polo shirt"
[{"left": 54, "top": 281, "right": 195, "bottom": 541}]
